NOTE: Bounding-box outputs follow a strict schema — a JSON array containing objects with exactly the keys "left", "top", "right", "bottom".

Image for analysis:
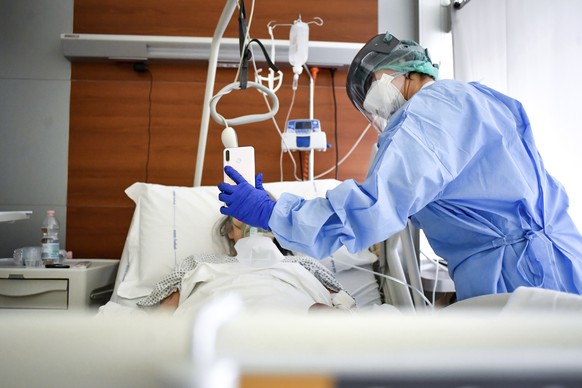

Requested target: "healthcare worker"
[{"left": 218, "top": 32, "right": 582, "bottom": 301}]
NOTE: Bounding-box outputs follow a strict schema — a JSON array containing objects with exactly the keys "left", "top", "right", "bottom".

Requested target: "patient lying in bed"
[{"left": 135, "top": 216, "right": 355, "bottom": 315}]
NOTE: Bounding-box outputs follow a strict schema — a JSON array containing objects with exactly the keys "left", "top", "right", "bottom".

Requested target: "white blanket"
[
  {"left": 174, "top": 261, "right": 334, "bottom": 316},
  {"left": 501, "top": 286, "right": 582, "bottom": 313}
]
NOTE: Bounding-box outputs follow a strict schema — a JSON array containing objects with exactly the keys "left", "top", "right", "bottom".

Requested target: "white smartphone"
[{"left": 223, "top": 146, "right": 255, "bottom": 184}]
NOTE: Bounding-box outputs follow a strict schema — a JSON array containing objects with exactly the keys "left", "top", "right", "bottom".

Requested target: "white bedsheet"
[
  {"left": 175, "top": 261, "right": 333, "bottom": 316},
  {"left": 100, "top": 261, "right": 335, "bottom": 317},
  {"left": 501, "top": 286, "right": 582, "bottom": 313}
]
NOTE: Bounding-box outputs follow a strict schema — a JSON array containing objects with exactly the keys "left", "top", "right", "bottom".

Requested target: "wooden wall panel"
[
  {"left": 68, "top": 0, "right": 377, "bottom": 258},
  {"left": 66, "top": 206, "right": 135, "bottom": 259},
  {"left": 73, "top": 0, "right": 377, "bottom": 42}
]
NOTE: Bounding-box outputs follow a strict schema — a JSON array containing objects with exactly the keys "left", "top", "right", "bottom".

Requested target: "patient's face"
[
  {"left": 228, "top": 217, "right": 274, "bottom": 243},
  {"left": 228, "top": 218, "right": 248, "bottom": 242}
]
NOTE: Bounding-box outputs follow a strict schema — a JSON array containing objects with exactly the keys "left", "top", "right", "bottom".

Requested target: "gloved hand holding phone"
[{"left": 218, "top": 166, "right": 275, "bottom": 231}]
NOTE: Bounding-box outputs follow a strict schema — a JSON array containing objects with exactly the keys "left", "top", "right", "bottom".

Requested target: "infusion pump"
[{"left": 281, "top": 119, "right": 327, "bottom": 151}]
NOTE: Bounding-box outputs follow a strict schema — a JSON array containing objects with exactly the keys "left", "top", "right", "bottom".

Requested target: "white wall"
[
  {"left": 378, "top": 0, "right": 419, "bottom": 40},
  {"left": 379, "top": 0, "right": 454, "bottom": 78},
  {"left": 0, "top": 0, "right": 73, "bottom": 257},
  {"left": 451, "top": 0, "right": 582, "bottom": 231}
]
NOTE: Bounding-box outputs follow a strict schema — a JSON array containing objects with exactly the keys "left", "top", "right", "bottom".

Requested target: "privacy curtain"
[{"left": 451, "top": 0, "right": 582, "bottom": 229}]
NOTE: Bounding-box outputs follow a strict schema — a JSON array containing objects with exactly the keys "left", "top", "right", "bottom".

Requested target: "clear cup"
[{"left": 13, "top": 246, "right": 42, "bottom": 267}]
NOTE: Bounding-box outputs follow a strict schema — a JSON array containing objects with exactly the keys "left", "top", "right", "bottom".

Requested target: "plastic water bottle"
[{"left": 41, "top": 210, "right": 60, "bottom": 265}]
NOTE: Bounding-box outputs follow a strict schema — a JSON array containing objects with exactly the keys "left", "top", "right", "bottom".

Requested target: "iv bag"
[{"left": 289, "top": 20, "right": 309, "bottom": 74}]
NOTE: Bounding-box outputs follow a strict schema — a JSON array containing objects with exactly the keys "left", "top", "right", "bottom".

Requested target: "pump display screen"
[{"left": 295, "top": 121, "right": 312, "bottom": 130}]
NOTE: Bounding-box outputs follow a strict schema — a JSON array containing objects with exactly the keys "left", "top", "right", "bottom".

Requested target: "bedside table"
[{"left": 0, "top": 259, "right": 119, "bottom": 311}]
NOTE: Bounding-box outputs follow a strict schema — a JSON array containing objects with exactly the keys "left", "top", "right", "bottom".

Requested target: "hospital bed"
[
  {"left": 106, "top": 179, "right": 385, "bottom": 312},
  {"left": 2, "top": 178, "right": 581, "bottom": 388}
]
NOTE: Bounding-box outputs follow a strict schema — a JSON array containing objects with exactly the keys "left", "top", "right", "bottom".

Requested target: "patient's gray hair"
[{"left": 214, "top": 215, "right": 237, "bottom": 256}]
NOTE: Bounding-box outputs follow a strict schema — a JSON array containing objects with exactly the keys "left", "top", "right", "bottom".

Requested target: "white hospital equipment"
[
  {"left": 281, "top": 119, "right": 327, "bottom": 152},
  {"left": 254, "top": 22, "right": 284, "bottom": 94},
  {"left": 0, "top": 211, "right": 32, "bottom": 223},
  {"left": 288, "top": 16, "right": 322, "bottom": 87}
]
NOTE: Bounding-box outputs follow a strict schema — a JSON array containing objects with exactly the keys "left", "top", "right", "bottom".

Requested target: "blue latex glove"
[{"left": 218, "top": 166, "right": 275, "bottom": 231}]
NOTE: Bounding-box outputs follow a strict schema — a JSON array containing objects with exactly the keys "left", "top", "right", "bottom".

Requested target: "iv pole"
[{"left": 193, "top": 0, "right": 239, "bottom": 187}]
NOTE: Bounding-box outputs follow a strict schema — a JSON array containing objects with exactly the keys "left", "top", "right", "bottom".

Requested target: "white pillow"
[{"left": 116, "top": 183, "right": 225, "bottom": 299}]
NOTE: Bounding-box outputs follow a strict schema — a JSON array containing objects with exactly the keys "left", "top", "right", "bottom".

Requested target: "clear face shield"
[
  {"left": 346, "top": 34, "right": 401, "bottom": 125},
  {"left": 347, "top": 33, "right": 439, "bottom": 132}
]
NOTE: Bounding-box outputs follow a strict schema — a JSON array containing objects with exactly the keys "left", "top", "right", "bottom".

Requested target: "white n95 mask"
[
  {"left": 235, "top": 235, "right": 284, "bottom": 268},
  {"left": 363, "top": 73, "right": 406, "bottom": 131}
]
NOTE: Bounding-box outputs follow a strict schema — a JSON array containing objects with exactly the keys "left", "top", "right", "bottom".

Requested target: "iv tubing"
[{"left": 303, "top": 63, "right": 315, "bottom": 181}]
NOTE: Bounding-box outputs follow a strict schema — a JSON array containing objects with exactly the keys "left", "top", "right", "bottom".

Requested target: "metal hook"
[
  {"left": 268, "top": 20, "right": 293, "bottom": 30},
  {"left": 269, "top": 16, "right": 323, "bottom": 30},
  {"left": 307, "top": 17, "right": 324, "bottom": 26}
]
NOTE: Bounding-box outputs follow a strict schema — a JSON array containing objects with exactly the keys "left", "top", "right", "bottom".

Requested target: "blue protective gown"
[{"left": 269, "top": 79, "right": 582, "bottom": 300}]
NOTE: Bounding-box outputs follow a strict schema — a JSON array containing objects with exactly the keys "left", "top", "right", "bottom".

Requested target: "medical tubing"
[
  {"left": 302, "top": 64, "right": 315, "bottom": 181},
  {"left": 331, "top": 256, "right": 433, "bottom": 308},
  {"left": 249, "top": 55, "right": 301, "bottom": 181},
  {"left": 282, "top": 86, "right": 303, "bottom": 181},
  {"left": 315, "top": 123, "right": 371, "bottom": 179},
  {"left": 237, "top": 0, "right": 249, "bottom": 87},
  {"left": 330, "top": 68, "right": 339, "bottom": 179},
  {"left": 420, "top": 250, "right": 448, "bottom": 272},
  {"left": 233, "top": 0, "right": 256, "bottom": 84},
  {"left": 245, "top": 39, "right": 280, "bottom": 74},
  {"left": 292, "top": 73, "right": 299, "bottom": 90},
  {"left": 420, "top": 251, "right": 448, "bottom": 306},
  {"left": 432, "top": 254, "right": 439, "bottom": 306}
]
